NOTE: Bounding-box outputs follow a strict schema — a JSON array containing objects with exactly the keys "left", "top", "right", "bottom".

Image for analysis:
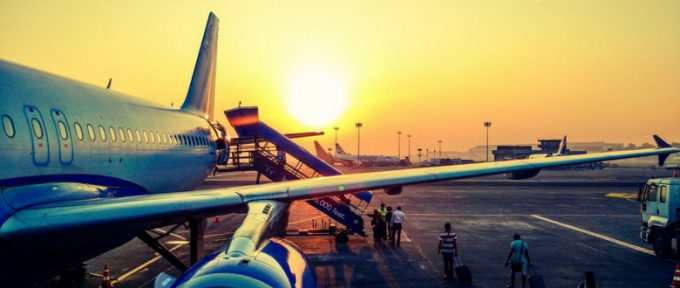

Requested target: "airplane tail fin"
[
  {"left": 314, "top": 141, "right": 334, "bottom": 163},
  {"left": 654, "top": 134, "right": 673, "bottom": 166},
  {"left": 181, "top": 12, "right": 219, "bottom": 120},
  {"left": 556, "top": 135, "right": 568, "bottom": 156},
  {"left": 336, "top": 143, "right": 348, "bottom": 155}
]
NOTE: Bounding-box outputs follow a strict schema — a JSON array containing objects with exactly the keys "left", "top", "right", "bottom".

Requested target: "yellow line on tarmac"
[
  {"left": 113, "top": 243, "right": 186, "bottom": 283},
  {"left": 530, "top": 214, "right": 655, "bottom": 256},
  {"left": 606, "top": 193, "right": 638, "bottom": 199}
]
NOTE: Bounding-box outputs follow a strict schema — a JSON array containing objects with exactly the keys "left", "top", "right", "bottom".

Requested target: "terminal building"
[{"left": 493, "top": 139, "right": 588, "bottom": 162}]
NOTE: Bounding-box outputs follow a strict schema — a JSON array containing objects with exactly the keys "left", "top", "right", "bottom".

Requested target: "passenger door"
[
  {"left": 50, "top": 109, "right": 74, "bottom": 164},
  {"left": 23, "top": 105, "right": 49, "bottom": 166}
]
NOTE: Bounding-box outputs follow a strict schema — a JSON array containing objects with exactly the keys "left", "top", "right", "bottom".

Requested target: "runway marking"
[
  {"left": 606, "top": 193, "right": 638, "bottom": 199},
  {"left": 113, "top": 243, "right": 186, "bottom": 283},
  {"left": 530, "top": 214, "right": 654, "bottom": 256}
]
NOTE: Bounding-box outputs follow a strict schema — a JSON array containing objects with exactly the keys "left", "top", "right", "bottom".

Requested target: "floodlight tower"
[
  {"left": 484, "top": 121, "right": 492, "bottom": 162},
  {"left": 355, "top": 122, "right": 363, "bottom": 165},
  {"left": 333, "top": 127, "right": 339, "bottom": 156},
  {"left": 407, "top": 134, "right": 412, "bottom": 162},
  {"left": 438, "top": 140, "right": 442, "bottom": 158},
  {"left": 397, "top": 131, "right": 402, "bottom": 159}
]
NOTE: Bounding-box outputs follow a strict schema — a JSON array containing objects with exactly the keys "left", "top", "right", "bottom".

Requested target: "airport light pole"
[
  {"left": 484, "top": 121, "right": 492, "bottom": 162},
  {"left": 417, "top": 148, "right": 422, "bottom": 164},
  {"left": 397, "top": 131, "right": 402, "bottom": 159},
  {"left": 333, "top": 127, "right": 339, "bottom": 156},
  {"left": 355, "top": 122, "right": 362, "bottom": 166},
  {"left": 438, "top": 140, "right": 442, "bottom": 158},
  {"left": 407, "top": 134, "right": 412, "bottom": 162},
  {"left": 426, "top": 148, "right": 429, "bottom": 161}
]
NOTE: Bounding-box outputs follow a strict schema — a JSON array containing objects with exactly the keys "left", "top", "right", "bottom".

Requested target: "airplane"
[
  {"left": 315, "top": 141, "right": 403, "bottom": 167},
  {"left": 0, "top": 12, "right": 678, "bottom": 287}
]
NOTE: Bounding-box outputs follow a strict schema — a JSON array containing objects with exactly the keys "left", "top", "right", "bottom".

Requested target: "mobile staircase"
[{"left": 221, "top": 106, "right": 372, "bottom": 237}]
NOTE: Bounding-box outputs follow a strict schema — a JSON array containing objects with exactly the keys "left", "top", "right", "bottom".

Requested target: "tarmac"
[{"left": 35, "top": 167, "right": 680, "bottom": 287}]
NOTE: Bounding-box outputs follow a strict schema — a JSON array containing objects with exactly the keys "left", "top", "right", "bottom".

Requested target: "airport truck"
[{"left": 639, "top": 177, "right": 680, "bottom": 257}]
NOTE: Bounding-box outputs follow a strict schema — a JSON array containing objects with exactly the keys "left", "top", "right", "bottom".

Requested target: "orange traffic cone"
[
  {"left": 214, "top": 216, "right": 221, "bottom": 223},
  {"left": 100, "top": 264, "right": 113, "bottom": 288},
  {"left": 673, "top": 170, "right": 678, "bottom": 178},
  {"left": 670, "top": 264, "right": 680, "bottom": 288}
]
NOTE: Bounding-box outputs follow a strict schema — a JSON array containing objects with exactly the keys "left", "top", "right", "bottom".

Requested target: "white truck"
[{"left": 639, "top": 177, "right": 680, "bottom": 257}]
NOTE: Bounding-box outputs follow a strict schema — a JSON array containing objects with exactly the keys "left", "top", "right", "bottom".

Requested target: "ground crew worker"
[
  {"left": 437, "top": 223, "right": 458, "bottom": 279},
  {"left": 504, "top": 233, "right": 532, "bottom": 288},
  {"left": 391, "top": 206, "right": 405, "bottom": 246},
  {"left": 386, "top": 206, "right": 394, "bottom": 241},
  {"left": 378, "top": 203, "right": 387, "bottom": 219}
]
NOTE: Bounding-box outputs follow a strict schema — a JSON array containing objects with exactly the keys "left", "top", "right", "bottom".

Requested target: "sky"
[{"left": 1, "top": 1, "right": 679, "bottom": 156}]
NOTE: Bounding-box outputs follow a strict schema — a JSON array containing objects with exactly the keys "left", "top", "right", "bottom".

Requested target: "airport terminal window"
[
  {"left": 57, "top": 121, "right": 68, "bottom": 140},
  {"left": 87, "top": 124, "right": 96, "bottom": 141},
  {"left": 31, "top": 118, "right": 43, "bottom": 139},
  {"left": 660, "top": 186, "right": 668, "bottom": 203},
  {"left": 99, "top": 126, "right": 107, "bottom": 142},
  {"left": 135, "top": 129, "right": 141, "bottom": 143},
  {"left": 143, "top": 130, "right": 149, "bottom": 143},
  {"left": 647, "top": 184, "right": 658, "bottom": 202},
  {"left": 2, "top": 115, "right": 15, "bottom": 138},
  {"left": 127, "top": 129, "right": 134, "bottom": 143},
  {"left": 109, "top": 127, "right": 116, "bottom": 142},
  {"left": 74, "top": 122, "right": 83, "bottom": 141}
]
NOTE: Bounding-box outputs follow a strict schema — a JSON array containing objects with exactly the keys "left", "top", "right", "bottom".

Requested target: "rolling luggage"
[
  {"left": 453, "top": 256, "right": 472, "bottom": 283},
  {"left": 528, "top": 267, "right": 545, "bottom": 288}
]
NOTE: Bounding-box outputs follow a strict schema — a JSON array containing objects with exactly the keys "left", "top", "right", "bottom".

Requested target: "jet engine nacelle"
[
  {"left": 505, "top": 169, "right": 541, "bottom": 180},
  {"left": 158, "top": 238, "right": 317, "bottom": 288}
]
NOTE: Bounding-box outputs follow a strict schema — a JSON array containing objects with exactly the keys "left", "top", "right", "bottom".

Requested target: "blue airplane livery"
[{"left": 0, "top": 12, "right": 678, "bottom": 287}]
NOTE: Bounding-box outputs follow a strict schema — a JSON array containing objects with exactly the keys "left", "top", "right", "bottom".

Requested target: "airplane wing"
[{"left": 2, "top": 138, "right": 678, "bottom": 239}]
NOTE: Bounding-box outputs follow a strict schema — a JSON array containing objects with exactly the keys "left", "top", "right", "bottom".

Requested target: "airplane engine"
[
  {"left": 505, "top": 169, "right": 541, "bottom": 180},
  {"left": 157, "top": 238, "right": 317, "bottom": 288}
]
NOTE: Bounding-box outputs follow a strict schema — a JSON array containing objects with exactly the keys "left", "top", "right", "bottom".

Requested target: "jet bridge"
[{"left": 221, "top": 106, "right": 372, "bottom": 236}]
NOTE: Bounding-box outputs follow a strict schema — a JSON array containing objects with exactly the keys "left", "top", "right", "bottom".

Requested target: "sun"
[{"left": 287, "top": 68, "right": 348, "bottom": 127}]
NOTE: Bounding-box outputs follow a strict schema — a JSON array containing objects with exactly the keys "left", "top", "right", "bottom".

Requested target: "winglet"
[
  {"left": 654, "top": 135, "right": 673, "bottom": 166},
  {"left": 654, "top": 135, "right": 671, "bottom": 148}
]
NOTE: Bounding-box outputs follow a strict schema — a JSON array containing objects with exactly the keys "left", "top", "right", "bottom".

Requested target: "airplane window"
[
  {"left": 118, "top": 127, "right": 125, "bottom": 143},
  {"left": 192, "top": 136, "right": 197, "bottom": 146},
  {"left": 143, "top": 130, "right": 148, "bottom": 143},
  {"left": 135, "top": 129, "right": 141, "bottom": 143},
  {"left": 156, "top": 132, "right": 162, "bottom": 144},
  {"left": 2, "top": 115, "right": 15, "bottom": 138},
  {"left": 170, "top": 135, "right": 176, "bottom": 145},
  {"left": 57, "top": 121, "right": 68, "bottom": 140},
  {"left": 87, "top": 124, "right": 96, "bottom": 141},
  {"left": 109, "top": 127, "right": 116, "bottom": 142},
  {"left": 127, "top": 129, "right": 134, "bottom": 143},
  {"left": 150, "top": 131, "right": 156, "bottom": 144},
  {"left": 31, "top": 118, "right": 43, "bottom": 139},
  {"left": 74, "top": 122, "right": 83, "bottom": 141},
  {"left": 99, "top": 126, "right": 107, "bottom": 142},
  {"left": 162, "top": 133, "right": 167, "bottom": 144}
]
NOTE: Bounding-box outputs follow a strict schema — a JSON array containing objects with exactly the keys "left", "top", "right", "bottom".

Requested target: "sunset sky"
[{"left": 1, "top": 1, "right": 678, "bottom": 156}]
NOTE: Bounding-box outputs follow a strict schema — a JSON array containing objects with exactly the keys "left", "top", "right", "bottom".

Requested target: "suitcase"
[
  {"left": 528, "top": 267, "right": 545, "bottom": 288},
  {"left": 453, "top": 256, "right": 472, "bottom": 283}
]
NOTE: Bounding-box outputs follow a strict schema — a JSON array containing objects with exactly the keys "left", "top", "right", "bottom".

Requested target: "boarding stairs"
[{"left": 224, "top": 136, "right": 370, "bottom": 236}]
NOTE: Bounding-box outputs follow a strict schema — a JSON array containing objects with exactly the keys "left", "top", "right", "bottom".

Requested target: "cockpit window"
[{"left": 2, "top": 115, "right": 15, "bottom": 138}]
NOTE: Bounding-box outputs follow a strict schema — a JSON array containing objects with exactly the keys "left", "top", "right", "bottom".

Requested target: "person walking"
[
  {"left": 378, "top": 203, "right": 387, "bottom": 219},
  {"left": 504, "top": 234, "right": 532, "bottom": 288},
  {"left": 386, "top": 206, "right": 394, "bottom": 241},
  {"left": 391, "top": 206, "right": 405, "bottom": 246},
  {"left": 370, "top": 210, "right": 386, "bottom": 246},
  {"left": 437, "top": 223, "right": 458, "bottom": 279}
]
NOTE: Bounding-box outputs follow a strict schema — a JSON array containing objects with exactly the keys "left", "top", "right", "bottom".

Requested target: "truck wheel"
[{"left": 652, "top": 231, "right": 671, "bottom": 257}]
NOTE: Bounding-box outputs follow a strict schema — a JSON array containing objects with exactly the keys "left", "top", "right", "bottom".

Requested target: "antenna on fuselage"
[{"left": 106, "top": 78, "right": 112, "bottom": 89}]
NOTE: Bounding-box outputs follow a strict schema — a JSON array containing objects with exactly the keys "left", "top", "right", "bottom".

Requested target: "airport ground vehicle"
[{"left": 639, "top": 177, "right": 680, "bottom": 256}]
